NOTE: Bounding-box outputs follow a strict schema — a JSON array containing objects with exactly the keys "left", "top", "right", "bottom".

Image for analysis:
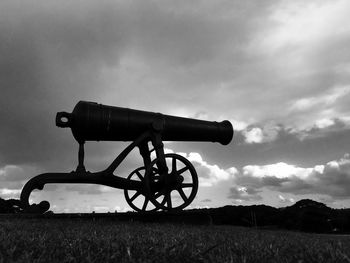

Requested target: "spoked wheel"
[
  {"left": 144, "top": 153, "right": 198, "bottom": 211},
  {"left": 124, "top": 167, "right": 160, "bottom": 212}
]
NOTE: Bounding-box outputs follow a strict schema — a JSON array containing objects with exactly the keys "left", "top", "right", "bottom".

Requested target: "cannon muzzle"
[{"left": 56, "top": 101, "right": 233, "bottom": 145}]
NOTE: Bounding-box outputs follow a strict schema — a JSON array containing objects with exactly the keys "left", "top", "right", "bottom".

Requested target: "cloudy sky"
[{"left": 1, "top": 0, "right": 350, "bottom": 212}]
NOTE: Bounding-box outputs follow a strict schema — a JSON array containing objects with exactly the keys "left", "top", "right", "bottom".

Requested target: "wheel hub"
[
  {"left": 144, "top": 153, "right": 198, "bottom": 211},
  {"left": 162, "top": 173, "right": 184, "bottom": 190}
]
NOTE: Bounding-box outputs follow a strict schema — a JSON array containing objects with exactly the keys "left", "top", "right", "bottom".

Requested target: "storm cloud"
[{"left": 0, "top": 0, "right": 276, "bottom": 167}]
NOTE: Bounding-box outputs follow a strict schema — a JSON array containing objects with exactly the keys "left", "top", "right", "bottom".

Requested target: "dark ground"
[{"left": 1, "top": 217, "right": 350, "bottom": 263}]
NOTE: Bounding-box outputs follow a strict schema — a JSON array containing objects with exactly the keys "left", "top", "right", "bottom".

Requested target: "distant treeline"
[
  {"left": 1, "top": 197, "right": 350, "bottom": 233},
  {"left": 121, "top": 199, "right": 350, "bottom": 233},
  {"left": 203, "top": 199, "right": 350, "bottom": 233},
  {"left": 0, "top": 198, "right": 22, "bottom": 213}
]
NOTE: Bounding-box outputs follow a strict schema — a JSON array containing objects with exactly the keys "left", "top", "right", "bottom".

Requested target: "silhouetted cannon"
[
  {"left": 21, "top": 101, "right": 233, "bottom": 213},
  {"left": 56, "top": 101, "right": 233, "bottom": 145}
]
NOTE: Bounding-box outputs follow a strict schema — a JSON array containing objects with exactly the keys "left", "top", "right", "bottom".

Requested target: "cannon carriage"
[{"left": 21, "top": 101, "right": 233, "bottom": 213}]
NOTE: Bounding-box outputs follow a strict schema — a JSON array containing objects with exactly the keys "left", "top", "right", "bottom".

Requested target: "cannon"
[{"left": 21, "top": 101, "right": 233, "bottom": 213}]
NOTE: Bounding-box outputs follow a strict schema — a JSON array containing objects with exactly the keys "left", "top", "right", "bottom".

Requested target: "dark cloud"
[
  {"left": 0, "top": 1, "right": 130, "bottom": 169},
  {"left": 261, "top": 176, "right": 289, "bottom": 187},
  {"left": 0, "top": 165, "right": 37, "bottom": 182},
  {"left": 0, "top": 164, "right": 41, "bottom": 192},
  {"left": 128, "top": 1, "right": 277, "bottom": 68},
  {"left": 0, "top": 0, "right": 278, "bottom": 169},
  {"left": 277, "top": 176, "right": 314, "bottom": 195},
  {"left": 1, "top": 0, "right": 348, "bottom": 170}
]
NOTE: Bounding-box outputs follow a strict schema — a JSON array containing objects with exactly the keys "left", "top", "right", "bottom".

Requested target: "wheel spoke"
[
  {"left": 155, "top": 191, "right": 164, "bottom": 199},
  {"left": 166, "top": 192, "right": 172, "bottom": 209},
  {"left": 142, "top": 198, "right": 149, "bottom": 211},
  {"left": 177, "top": 188, "right": 188, "bottom": 202},
  {"left": 181, "top": 183, "right": 193, "bottom": 188},
  {"left": 130, "top": 191, "right": 141, "bottom": 202},
  {"left": 135, "top": 171, "right": 143, "bottom": 180},
  {"left": 177, "top": 166, "right": 189, "bottom": 175},
  {"left": 172, "top": 158, "right": 177, "bottom": 173},
  {"left": 160, "top": 196, "right": 167, "bottom": 205}
]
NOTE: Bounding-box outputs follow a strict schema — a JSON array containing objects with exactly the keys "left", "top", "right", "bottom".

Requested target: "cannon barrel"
[{"left": 56, "top": 101, "right": 233, "bottom": 145}]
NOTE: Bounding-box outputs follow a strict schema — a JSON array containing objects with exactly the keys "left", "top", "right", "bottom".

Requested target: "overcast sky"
[{"left": 1, "top": 0, "right": 350, "bottom": 212}]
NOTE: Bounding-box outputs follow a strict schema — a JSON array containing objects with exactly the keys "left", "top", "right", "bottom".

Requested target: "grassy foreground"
[{"left": 0, "top": 218, "right": 350, "bottom": 263}]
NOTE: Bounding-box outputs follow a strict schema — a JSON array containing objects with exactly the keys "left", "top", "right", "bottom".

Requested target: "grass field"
[{"left": 1, "top": 218, "right": 350, "bottom": 262}]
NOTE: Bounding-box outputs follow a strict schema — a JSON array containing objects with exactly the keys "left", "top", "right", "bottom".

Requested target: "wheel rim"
[
  {"left": 124, "top": 167, "right": 159, "bottom": 212},
  {"left": 144, "top": 153, "right": 198, "bottom": 211}
]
